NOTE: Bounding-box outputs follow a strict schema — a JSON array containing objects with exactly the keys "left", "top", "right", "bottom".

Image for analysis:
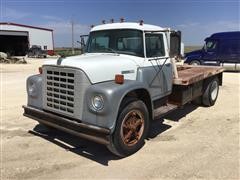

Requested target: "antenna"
[{"left": 71, "top": 17, "right": 75, "bottom": 55}]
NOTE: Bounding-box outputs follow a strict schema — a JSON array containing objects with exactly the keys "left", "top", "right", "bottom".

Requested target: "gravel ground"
[{"left": 1, "top": 59, "right": 239, "bottom": 180}]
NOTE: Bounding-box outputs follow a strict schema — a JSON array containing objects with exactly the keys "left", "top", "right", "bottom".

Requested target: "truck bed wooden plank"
[{"left": 173, "top": 65, "right": 224, "bottom": 85}]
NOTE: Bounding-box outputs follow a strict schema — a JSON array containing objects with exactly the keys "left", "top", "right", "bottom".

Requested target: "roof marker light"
[
  {"left": 120, "top": 17, "right": 125, "bottom": 23},
  {"left": 90, "top": 25, "right": 94, "bottom": 28},
  {"left": 139, "top": 20, "right": 144, "bottom": 26},
  {"left": 110, "top": 19, "right": 114, "bottom": 23},
  {"left": 102, "top": 20, "right": 106, "bottom": 24}
]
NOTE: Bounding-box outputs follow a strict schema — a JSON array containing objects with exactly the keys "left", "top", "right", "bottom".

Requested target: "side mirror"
[
  {"left": 169, "top": 31, "right": 181, "bottom": 58},
  {"left": 79, "top": 35, "right": 89, "bottom": 53}
]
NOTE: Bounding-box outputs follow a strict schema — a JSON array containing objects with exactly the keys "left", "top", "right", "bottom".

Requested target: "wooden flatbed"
[
  {"left": 166, "top": 64, "right": 224, "bottom": 106},
  {"left": 173, "top": 65, "right": 224, "bottom": 86}
]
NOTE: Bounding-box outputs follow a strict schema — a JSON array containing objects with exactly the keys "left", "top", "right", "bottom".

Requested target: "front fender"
[
  {"left": 185, "top": 53, "right": 203, "bottom": 63},
  {"left": 82, "top": 80, "right": 150, "bottom": 133}
]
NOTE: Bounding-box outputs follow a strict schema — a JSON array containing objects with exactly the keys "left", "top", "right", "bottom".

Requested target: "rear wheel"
[
  {"left": 107, "top": 98, "right": 149, "bottom": 157},
  {"left": 192, "top": 78, "right": 219, "bottom": 107},
  {"left": 202, "top": 78, "right": 219, "bottom": 106}
]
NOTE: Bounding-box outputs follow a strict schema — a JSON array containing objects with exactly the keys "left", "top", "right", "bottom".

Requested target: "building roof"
[
  {"left": 0, "top": 22, "right": 53, "bottom": 32},
  {"left": 91, "top": 22, "right": 166, "bottom": 32}
]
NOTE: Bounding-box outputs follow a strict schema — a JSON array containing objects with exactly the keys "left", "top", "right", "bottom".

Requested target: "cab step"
[{"left": 153, "top": 103, "right": 178, "bottom": 119}]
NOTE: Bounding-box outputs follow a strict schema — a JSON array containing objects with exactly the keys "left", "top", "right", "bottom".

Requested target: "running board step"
[{"left": 153, "top": 103, "right": 178, "bottom": 119}]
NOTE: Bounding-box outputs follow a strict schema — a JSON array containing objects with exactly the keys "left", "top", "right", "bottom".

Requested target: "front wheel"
[
  {"left": 190, "top": 60, "right": 201, "bottom": 65},
  {"left": 107, "top": 99, "right": 149, "bottom": 157}
]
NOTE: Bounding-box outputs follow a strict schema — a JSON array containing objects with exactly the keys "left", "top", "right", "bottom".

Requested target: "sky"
[{"left": 0, "top": 0, "right": 239, "bottom": 47}]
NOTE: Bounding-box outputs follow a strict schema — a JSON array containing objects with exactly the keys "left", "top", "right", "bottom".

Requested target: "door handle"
[{"left": 208, "top": 52, "right": 215, "bottom": 55}]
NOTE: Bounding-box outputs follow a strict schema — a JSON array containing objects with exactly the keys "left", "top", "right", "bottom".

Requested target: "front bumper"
[{"left": 23, "top": 105, "right": 110, "bottom": 145}]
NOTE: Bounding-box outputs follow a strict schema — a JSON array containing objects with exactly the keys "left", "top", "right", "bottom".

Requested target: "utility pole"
[{"left": 71, "top": 19, "right": 75, "bottom": 55}]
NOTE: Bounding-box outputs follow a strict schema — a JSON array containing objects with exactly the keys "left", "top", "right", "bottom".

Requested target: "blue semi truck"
[{"left": 185, "top": 31, "right": 240, "bottom": 71}]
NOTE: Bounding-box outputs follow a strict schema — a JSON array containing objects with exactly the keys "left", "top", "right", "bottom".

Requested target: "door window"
[
  {"left": 145, "top": 34, "right": 165, "bottom": 57},
  {"left": 204, "top": 40, "right": 217, "bottom": 52}
]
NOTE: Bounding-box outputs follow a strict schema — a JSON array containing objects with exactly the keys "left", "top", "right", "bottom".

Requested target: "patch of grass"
[
  {"left": 184, "top": 46, "right": 202, "bottom": 53},
  {"left": 54, "top": 48, "right": 82, "bottom": 57},
  {"left": 54, "top": 46, "right": 202, "bottom": 57}
]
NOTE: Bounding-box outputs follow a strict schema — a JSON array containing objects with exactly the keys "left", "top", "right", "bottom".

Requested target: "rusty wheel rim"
[{"left": 120, "top": 110, "right": 145, "bottom": 146}]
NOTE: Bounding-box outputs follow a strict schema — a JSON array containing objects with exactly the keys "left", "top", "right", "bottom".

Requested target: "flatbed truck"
[{"left": 23, "top": 21, "right": 223, "bottom": 157}]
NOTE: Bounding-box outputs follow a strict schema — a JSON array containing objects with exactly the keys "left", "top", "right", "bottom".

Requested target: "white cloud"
[
  {"left": 3, "top": 8, "right": 30, "bottom": 20},
  {"left": 176, "top": 20, "right": 239, "bottom": 45},
  {"left": 39, "top": 21, "right": 90, "bottom": 34},
  {"left": 177, "top": 22, "right": 200, "bottom": 28},
  {"left": 41, "top": 15, "right": 62, "bottom": 22},
  {"left": 38, "top": 20, "right": 90, "bottom": 47}
]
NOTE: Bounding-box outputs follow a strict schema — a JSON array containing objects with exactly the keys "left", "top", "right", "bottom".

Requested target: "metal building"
[{"left": 0, "top": 22, "right": 54, "bottom": 56}]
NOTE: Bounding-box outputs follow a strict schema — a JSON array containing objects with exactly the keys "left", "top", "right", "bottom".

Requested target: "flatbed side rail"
[{"left": 173, "top": 65, "right": 224, "bottom": 85}]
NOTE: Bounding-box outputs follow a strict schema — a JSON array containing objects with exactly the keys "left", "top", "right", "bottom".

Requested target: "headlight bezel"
[
  {"left": 91, "top": 95, "right": 104, "bottom": 111},
  {"left": 28, "top": 82, "right": 37, "bottom": 97}
]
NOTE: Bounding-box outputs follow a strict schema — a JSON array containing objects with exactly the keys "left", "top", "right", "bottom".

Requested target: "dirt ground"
[{"left": 1, "top": 59, "right": 239, "bottom": 180}]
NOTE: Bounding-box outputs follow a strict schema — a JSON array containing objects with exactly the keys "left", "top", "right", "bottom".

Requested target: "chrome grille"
[
  {"left": 45, "top": 69, "right": 75, "bottom": 115},
  {"left": 43, "top": 66, "right": 91, "bottom": 120}
]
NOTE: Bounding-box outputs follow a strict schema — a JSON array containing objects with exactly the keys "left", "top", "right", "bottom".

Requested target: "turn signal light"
[
  {"left": 39, "top": 67, "right": 43, "bottom": 74},
  {"left": 115, "top": 74, "right": 124, "bottom": 84}
]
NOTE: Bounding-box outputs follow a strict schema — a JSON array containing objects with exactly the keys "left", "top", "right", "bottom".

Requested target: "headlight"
[{"left": 92, "top": 95, "right": 104, "bottom": 111}]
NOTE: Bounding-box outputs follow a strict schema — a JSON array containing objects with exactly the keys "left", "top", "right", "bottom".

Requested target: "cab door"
[
  {"left": 137, "top": 32, "right": 173, "bottom": 100},
  {"left": 202, "top": 39, "right": 219, "bottom": 65}
]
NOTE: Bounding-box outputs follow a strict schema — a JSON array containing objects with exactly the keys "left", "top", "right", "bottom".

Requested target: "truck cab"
[
  {"left": 185, "top": 31, "right": 240, "bottom": 71},
  {"left": 23, "top": 22, "right": 223, "bottom": 157}
]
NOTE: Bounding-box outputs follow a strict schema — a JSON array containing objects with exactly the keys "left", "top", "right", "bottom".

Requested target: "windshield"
[{"left": 86, "top": 29, "right": 144, "bottom": 57}]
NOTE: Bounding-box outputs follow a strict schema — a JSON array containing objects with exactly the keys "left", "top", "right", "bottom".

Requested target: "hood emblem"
[{"left": 121, "top": 70, "right": 135, "bottom": 74}]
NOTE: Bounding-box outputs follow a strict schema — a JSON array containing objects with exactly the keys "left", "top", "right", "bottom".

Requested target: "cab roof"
[
  {"left": 207, "top": 31, "right": 240, "bottom": 40},
  {"left": 91, "top": 22, "right": 166, "bottom": 32}
]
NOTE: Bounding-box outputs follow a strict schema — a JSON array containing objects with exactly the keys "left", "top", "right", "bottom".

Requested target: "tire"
[
  {"left": 190, "top": 60, "right": 201, "bottom": 65},
  {"left": 107, "top": 98, "right": 150, "bottom": 157},
  {"left": 202, "top": 78, "right": 219, "bottom": 106}
]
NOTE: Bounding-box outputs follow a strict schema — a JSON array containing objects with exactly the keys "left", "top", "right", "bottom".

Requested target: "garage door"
[{"left": 0, "top": 30, "right": 29, "bottom": 56}]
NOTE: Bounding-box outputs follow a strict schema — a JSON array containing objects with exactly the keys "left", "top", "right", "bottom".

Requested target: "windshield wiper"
[{"left": 104, "top": 47, "right": 119, "bottom": 55}]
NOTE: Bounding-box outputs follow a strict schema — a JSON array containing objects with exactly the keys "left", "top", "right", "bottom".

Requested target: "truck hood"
[
  {"left": 185, "top": 49, "right": 202, "bottom": 58},
  {"left": 44, "top": 53, "right": 141, "bottom": 84}
]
